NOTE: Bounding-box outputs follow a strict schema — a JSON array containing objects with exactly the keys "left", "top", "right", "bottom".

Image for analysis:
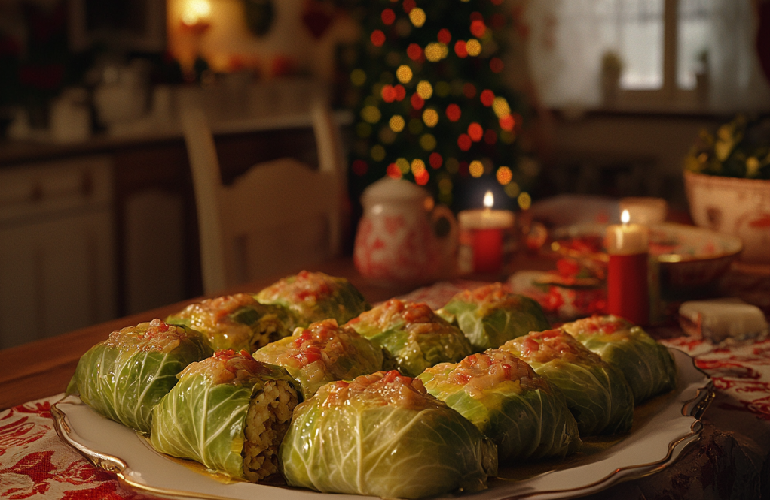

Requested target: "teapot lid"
[{"left": 362, "top": 177, "right": 429, "bottom": 203}]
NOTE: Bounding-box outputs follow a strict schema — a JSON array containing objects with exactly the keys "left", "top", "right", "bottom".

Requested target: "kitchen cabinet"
[{"left": 0, "top": 156, "right": 115, "bottom": 348}]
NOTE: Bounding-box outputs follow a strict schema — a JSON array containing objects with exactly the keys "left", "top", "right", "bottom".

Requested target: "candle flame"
[
  {"left": 621, "top": 209, "right": 630, "bottom": 225},
  {"left": 483, "top": 191, "right": 494, "bottom": 209}
]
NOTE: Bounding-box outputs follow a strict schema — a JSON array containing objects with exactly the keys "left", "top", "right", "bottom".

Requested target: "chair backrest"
[{"left": 180, "top": 98, "right": 345, "bottom": 296}]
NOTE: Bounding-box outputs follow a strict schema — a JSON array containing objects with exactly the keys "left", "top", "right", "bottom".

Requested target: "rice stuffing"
[{"left": 243, "top": 379, "right": 298, "bottom": 481}]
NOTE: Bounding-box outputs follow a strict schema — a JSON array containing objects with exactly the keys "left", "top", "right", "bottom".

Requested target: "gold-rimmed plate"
[{"left": 53, "top": 348, "right": 712, "bottom": 500}]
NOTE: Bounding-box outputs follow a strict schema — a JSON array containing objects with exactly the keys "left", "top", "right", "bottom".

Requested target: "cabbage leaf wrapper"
[
  {"left": 418, "top": 349, "right": 581, "bottom": 462},
  {"left": 346, "top": 299, "right": 473, "bottom": 377},
  {"left": 280, "top": 370, "right": 497, "bottom": 499},
  {"left": 253, "top": 319, "right": 383, "bottom": 399},
  {"left": 150, "top": 350, "right": 299, "bottom": 482},
  {"left": 501, "top": 330, "right": 634, "bottom": 436},
  {"left": 166, "top": 293, "right": 298, "bottom": 353},
  {"left": 437, "top": 283, "right": 551, "bottom": 352},
  {"left": 66, "top": 319, "right": 212, "bottom": 434},
  {"left": 561, "top": 315, "right": 677, "bottom": 405},
  {"left": 255, "top": 271, "right": 370, "bottom": 326}
]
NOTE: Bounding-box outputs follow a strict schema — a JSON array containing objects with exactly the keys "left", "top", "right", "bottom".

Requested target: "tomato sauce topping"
[
  {"left": 562, "top": 315, "right": 632, "bottom": 337},
  {"left": 321, "top": 370, "right": 443, "bottom": 410},
  {"left": 450, "top": 283, "right": 524, "bottom": 313},
  {"left": 357, "top": 299, "right": 438, "bottom": 330},
  {"left": 430, "top": 350, "right": 546, "bottom": 398},
  {"left": 183, "top": 293, "right": 259, "bottom": 324},
  {"left": 181, "top": 349, "right": 272, "bottom": 385},
  {"left": 503, "top": 330, "right": 599, "bottom": 365},
  {"left": 105, "top": 318, "right": 194, "bottom": 353},
  {"left": 258, "top": 271, "right": 336, "bottom": 305}
]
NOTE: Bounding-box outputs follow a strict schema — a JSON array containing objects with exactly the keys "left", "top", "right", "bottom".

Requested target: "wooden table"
[
  {"left": 0, "top": 255, "right": 769, "bottom": 500},
  {"left": 0, "top": 258, "right": 409, "bottom": 410}
]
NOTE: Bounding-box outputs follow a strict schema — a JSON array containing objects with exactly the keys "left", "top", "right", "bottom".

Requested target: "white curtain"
[{"left": 517, "top": 0, "right": 770, "bottom": 111}]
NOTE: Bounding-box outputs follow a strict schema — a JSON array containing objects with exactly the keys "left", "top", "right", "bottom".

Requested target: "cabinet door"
[{"left": 0, "top": 157, "right": 115, "bottom": 349}]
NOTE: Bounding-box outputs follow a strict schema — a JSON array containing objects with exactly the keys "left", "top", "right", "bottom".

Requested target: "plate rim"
[{"left": 52, "top": 347, "right": 713, "bottom": 500}]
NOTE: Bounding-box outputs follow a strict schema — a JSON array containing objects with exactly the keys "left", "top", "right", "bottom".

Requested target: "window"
[{"left": 519, "top": 0, "right": 770, "bottom": 111}]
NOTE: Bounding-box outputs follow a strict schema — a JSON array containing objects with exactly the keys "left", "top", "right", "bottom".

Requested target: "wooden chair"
[{"left": 180, "top": 98, "right": 345, "bottom": 296}]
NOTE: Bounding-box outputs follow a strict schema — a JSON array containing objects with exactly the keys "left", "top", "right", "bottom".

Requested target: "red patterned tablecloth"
[{"left": 2, "top": 280, "right": 769, "bottom": 500}]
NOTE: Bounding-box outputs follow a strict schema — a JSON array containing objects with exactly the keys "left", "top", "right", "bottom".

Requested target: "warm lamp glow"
[
  {"left": 182, "top": 0, "right": 211, "bottom": 25},
  {"left": 621, "top": 209, "right": 630, "bottom": 225},
  {"left": 484, "top": 190, "right": 494, "bottom": 209}
]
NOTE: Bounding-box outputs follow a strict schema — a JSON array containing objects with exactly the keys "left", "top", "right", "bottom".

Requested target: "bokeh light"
[
  {"left": 371, "top": 30, "right": 386, "bottom": 47},
  {"left": 390, "top": 114, "right": 406, "bottom": 132},
  {"left": 396, "top": 65, "right": 413, "bottom": 83},
  {"left": 454, "top": 40, "right": 468, "bottom": 58},
  {"left": 422, "top": 108, "right": 439, "bottom": 127},
  {"left": 437, "top": 28, "right": 452, "bottom": 44},
  {"left": 446, "top": 103, "right": 461, "bottom": 121},
  {"left": 458, "top": 134, "right": 472, "bottom": 151},
  {"left": 387, "top": 163, "right": 402, "bottom": 178},
  {"left": 381, "top": 8, "right": 396, "bottom": 25},
  {"left": 470, "top": 20, "right": 486, "bottom": 38},
  {"left": 371, "top": 144, "right": 386, "bottom": 161},
  {"left": 407, "top": 43, "right": 423, "bottom": 61},
  {"left": 425, "top": 43, "right": 448, "bottom": 62},
  {"left": 469, "top": 160, "right": 484, "bottom": 177},
  {"left": 468, "top": 122, "right": 483, "bottom": 142},
  {"left": 409, "top": 8, "right": 426, "bottom": 27},
  {"left": 362, "top": 105, "right": 381, "bottom": 123},
  {"left": 416, "top": 80, "right": 433, "bottom": 99},
  {"left": 480, "top": 89, "right": 495, "bottom": 106},
  {"left": 518, "top": 192, "right": 532, "bottom": 210},
  {"left": 429, "top": 152, "right": 443, "bottom": 169},
  {"left": 466, "top": 39, "right": 482, "bottom": 56},
  {"left": 496, "top": 166, "right": 512, "bottom": 185},
  {"left": 410, "top": 93, "right": 425, "bottom": 110},
  {"left": 419, "top": 133, "right": 436, "bottom": 150}
]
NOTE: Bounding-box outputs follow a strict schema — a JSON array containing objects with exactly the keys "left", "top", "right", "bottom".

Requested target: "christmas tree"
[{"left": 333, "top": 0, "right": 538, "bottom": 214}]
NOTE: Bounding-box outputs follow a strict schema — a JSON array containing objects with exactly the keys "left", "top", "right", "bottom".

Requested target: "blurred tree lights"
[{"left": 331, "top": 0, "right": 539, "bottom": 213}]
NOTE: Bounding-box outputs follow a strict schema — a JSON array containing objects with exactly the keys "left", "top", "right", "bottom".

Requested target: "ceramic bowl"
[
  {"left": 550, "top": 223, "right": 743, "bottom": 299},
  {"left": 684, "top": 170, "right": 770, "bottom": 264}
]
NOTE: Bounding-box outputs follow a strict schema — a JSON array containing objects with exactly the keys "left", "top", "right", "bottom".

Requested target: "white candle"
[{"left": 606, "top": 209, "right": 649, "bottom": 254}]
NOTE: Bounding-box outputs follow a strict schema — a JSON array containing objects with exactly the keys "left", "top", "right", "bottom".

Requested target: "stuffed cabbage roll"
[
  {"left": 166, "top": 293, "right": 297, "bottom": 352},
  {"left": 253, "top": 318, "right": 383, "bottom": 399},
  {"left": 418, "top": 349, "right": 581, "bottom": 462},
  {"left": 346, "top": 299, "right": 473, "bottom": 377},
  {"left": 66, "top": 319, "right": 212, "bottom": 434},
  {"left": 150, "top": 349, "right": 299, "bottom": 482},
  {"left": 501, "top": 329, "right": 634, "bottom": 436},
  {"left": 437, "top": 282, "right": 550, "bottom": 352},
  {"left": 561, "top": 315, "right": 677, "bottom": 404},
  {"left": 255, "top": 271, "right": 369, "bottom": 326},
  {"left": 280, "top": 370, "right": 497, "bottom": 499}
]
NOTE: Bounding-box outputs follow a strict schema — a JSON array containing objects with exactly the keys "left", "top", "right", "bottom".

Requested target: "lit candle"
[
  {"left": 606, "top": 209, "right": 650, "bottom": 325},
  {"left": 458, "top": 191, "right": 515, "bottom": 274}
]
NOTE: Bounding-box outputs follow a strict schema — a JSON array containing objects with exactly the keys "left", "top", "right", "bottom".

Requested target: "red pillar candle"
[
  {"left": 458, "top": 191, "right": 514, "bottom": 274},
  {"left": 606, "top": 212, "right": 650, "bottom": 326}
]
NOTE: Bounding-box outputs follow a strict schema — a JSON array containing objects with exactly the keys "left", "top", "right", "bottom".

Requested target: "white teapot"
[{"left": 354, "top": 177, "right": 458, "bottom": 286}]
